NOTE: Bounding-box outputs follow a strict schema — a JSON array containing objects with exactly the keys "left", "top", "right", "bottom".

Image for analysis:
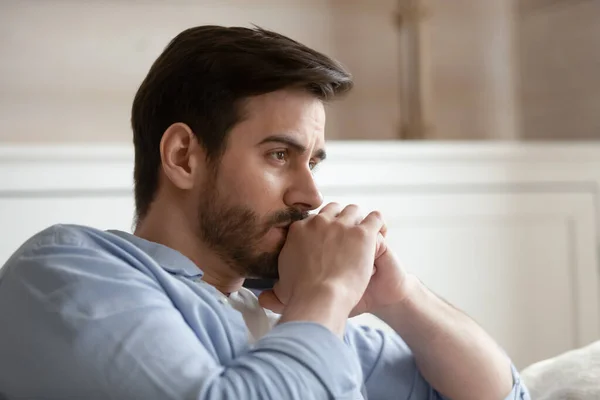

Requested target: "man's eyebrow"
[{"left": 257, "top": 134, "right": 327, "bottom": 161}]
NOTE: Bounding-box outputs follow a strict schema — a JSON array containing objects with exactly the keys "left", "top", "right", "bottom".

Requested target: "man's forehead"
[
  {"left": 245, "top": 89, "right": 325, "bottom": 121},
  {"left": 234, "top": 90, "right": 326, "bottom": 149}
]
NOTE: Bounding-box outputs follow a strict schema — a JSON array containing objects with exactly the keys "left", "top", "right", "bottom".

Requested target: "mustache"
[{"left": 268, "top": 207, "right": 310, "bottom": 227}]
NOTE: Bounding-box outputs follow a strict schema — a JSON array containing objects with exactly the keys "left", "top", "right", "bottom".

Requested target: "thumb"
[{"left": 258, "top": 289, "right": 285, "bottom": 313}]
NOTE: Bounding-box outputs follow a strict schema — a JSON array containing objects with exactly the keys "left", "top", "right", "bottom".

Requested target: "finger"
[
  {"left": 337, "top": 204, "right": 363, "bottom": 225},
  {"left": 258, "top": 290, "right": 285, "bottom": 313},
  {"left": 380, "top": 223, "right": 388, "bottom": 238},
  {"left": 318, "top": 202, "right": 343, "bottom": 218},
  {"left": 375, "top": 232, "right": 387, "bottom": 259},
  {"left": 360, "top": 210, "right": 385, "bottom": 234}
]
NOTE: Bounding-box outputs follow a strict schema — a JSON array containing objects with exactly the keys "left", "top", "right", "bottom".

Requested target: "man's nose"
[{"left": 284, "top": 170, "right": 323, "bottom": 212}]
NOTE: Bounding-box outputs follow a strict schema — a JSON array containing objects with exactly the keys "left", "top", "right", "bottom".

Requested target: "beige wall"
[
  {"left": 418, "top": 0, "right": 600, "bottom": 141},
  {"left": 517, "top": 0, "right": 600, "bottom": 140},
  {"left": 0, "top": 0, "right": 401, "bottom": 143},
  {"left": 0, "top": 0, "right": 334, "bottom": 143},
  {"left": 327, "top": 0, "right": 401, "bottom": 140},
  {"left": 425, "top": 0, "right": 519, "bottom": 140},
  {"left": 3, "top": 1, "right": 598, "bottom": 143}
]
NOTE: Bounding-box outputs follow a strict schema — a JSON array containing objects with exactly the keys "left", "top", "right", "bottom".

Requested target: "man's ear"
[{"left": 159, "top": 123, "right": 204, "bottom": 190}]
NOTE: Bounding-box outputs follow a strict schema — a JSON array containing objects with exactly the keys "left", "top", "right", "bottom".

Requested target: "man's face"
[{"left": 195, "top": 89, "right": 326, "bottom": 279}]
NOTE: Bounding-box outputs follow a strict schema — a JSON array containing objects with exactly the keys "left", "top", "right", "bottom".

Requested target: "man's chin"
[{"left": 242, "top": 250, "right": 280, "bottom": 280}]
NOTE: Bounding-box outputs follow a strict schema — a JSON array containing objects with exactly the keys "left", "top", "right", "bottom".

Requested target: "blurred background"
[
  {"left": 2, "top": 0, "right": 599, "bottom": 143},
  {"left": 1, "top": 0, "right": 600, "bottom": 376}
]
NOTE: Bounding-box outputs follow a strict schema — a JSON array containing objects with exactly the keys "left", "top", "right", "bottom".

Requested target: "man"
[{"left": 0, "top": 26, "right": 529, "bottom": 399}]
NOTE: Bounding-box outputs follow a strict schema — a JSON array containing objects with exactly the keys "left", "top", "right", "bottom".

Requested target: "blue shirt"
[{"left": 0, "top": 224, "right": 530, "bottom": 399}]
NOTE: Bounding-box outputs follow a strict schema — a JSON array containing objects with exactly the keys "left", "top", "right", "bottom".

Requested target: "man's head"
[{"left": 131, "top": 25, "right": 352, "bottom": 279}]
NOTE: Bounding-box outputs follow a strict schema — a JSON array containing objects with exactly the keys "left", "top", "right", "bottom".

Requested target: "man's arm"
[
  {"left": 0, "top": 226, "right": 364, "bottom": 399},
  {"left": 374, "top": 274, "right": 518, "bottom": 400},
  {"left": 259, "top": 204, "right": 530, "bottom": 399}
]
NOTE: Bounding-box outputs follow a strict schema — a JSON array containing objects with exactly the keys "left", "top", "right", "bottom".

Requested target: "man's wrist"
[
  {"left": 280, "top": 283, "right": 356, "bottom": 337},
  {"left": 372, "top": 274, "right": 422, "bottom": 322}
]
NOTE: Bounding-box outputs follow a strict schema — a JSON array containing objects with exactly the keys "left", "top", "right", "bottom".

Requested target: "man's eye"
[
  {"left": 270, "top": 150, "right": 288, "bottom": 161},
  {"left": 309, "top": 160, "right": 317, "bottom": 170}
]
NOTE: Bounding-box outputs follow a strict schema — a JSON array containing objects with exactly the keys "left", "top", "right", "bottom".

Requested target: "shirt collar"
[{"left": 107, "top": 230, "right": 203, "bottom": 278}]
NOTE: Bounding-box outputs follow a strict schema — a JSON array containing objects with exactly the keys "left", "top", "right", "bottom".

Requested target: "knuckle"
[
  {"left": 311, "top": 214, "right": 329, "bottom": 227},
  {"left": 320, "top": 202, "right": 341, "bottom": 214},
  {"left": 331, "top": 219, "right": 347, "bottom": 230},
  {"left": 365, "top": 210, "right": 385, "bottom": 227},
  {"left": 344, "top": 204, "right": 361, "bottom": 215},
  {"left": 352, "top": 224, "right": 370, "bottom": 239},
  {"left": 369, "top": 210, "right": 383, "bottom": 220}
]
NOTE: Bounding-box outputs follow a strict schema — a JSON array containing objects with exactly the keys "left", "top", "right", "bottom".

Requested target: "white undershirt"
[{"left": 221, "top": 287, "right": 280, "bottom": 343}]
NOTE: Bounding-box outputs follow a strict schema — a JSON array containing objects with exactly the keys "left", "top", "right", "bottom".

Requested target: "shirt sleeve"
[
  {"left": 0, "top": 226, "right": 363, "bottom": 400},
  {"left": 345, "top": 322, "right": 531, "bottom": 400}
]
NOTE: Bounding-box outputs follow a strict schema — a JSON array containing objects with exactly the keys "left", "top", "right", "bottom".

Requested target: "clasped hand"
[{"left": 258, "top": 203, "right": 408, "bottom": 317}]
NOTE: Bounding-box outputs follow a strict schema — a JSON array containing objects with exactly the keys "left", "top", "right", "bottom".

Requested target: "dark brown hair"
[{"left": 131, "top": 25, "right": 353, "bottom": 221}]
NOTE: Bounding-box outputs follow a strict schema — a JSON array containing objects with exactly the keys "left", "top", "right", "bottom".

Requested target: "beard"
[{"left": 196, "top": 174, "right": 308, "bottom": 279}]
